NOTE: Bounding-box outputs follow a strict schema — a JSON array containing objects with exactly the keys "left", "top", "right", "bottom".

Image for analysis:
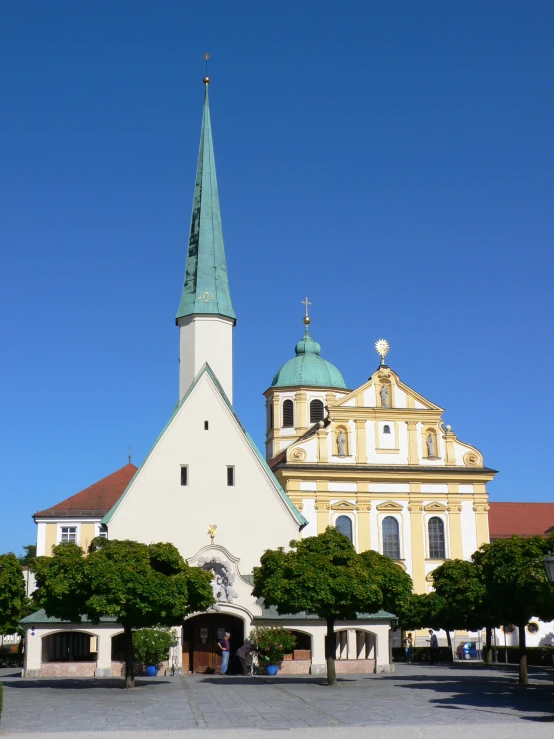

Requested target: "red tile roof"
[
  {"left": 34, "top": 463, "right": 137, "bottom": 519},
  {"left": 488, "top": 502, "right": 554, "bottom": 540}
]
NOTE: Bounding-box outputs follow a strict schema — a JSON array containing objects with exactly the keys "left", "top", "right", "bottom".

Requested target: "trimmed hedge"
[
  {"left": 392, "top": 646, "right": 453, "bottom": 663},
  {"left": 491, "top": 646, "right": 554, "bottom": 667},
  {"left": 0, "top": 653, "right": 23, "bottom": 668}
]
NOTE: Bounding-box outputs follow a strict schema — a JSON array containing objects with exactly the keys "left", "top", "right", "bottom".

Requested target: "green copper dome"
[{"left": 271, "top": 326, "right": 348, "bottom": 389}]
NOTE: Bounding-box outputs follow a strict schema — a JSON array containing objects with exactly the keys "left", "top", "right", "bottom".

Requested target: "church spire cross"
[{"left": 302, "top": 296, "right": 312, "bottom": 327}]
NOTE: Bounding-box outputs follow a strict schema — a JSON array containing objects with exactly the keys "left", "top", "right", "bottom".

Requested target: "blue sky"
[{"left": 1, "top": 1, "right": 553, "bottom": 555}]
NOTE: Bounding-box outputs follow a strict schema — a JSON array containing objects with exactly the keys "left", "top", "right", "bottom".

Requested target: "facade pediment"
[
  {"left": 376, "top": 501, "right": 404, "bottom": 512},
  {"left": 424, "top": 502, "right": 448, "bottom": 512},
  {"left": 330, "top": 500, "right": 359, "bottom": 511}
]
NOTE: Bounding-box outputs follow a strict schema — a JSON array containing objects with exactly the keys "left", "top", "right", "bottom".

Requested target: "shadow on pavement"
[{"left": 0, "top": 678, "right": 171, "bottom": 690}]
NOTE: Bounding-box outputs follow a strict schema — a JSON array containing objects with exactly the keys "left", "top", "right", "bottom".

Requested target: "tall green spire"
[{"left": 176, "top": 82, "right": 236, "bottom": 323}]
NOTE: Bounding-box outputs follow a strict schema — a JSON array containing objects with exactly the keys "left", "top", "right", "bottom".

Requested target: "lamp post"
[{"left": 543, "top": 551, "right": 554, "bottom": 584}]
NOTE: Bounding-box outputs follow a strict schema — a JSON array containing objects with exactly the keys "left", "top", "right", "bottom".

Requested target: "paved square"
[{"left": 1, "top": 664, "right": 553, "bottom": 737}]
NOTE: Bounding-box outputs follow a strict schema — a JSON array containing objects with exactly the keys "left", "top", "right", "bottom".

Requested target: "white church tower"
[{"left": 176, "top": 75, "right": 236, "bottom": 402}]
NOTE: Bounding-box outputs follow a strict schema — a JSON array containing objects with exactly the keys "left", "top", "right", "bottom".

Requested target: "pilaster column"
[
  {"left": 355, "top": 420, "right": 367, "bottom": 463},
  {"left": 295, "top": 391, "right": 307, "bottom": 434},
  {"left": 315, "top": 480, "right": 330, "bottom": 533},
  {"left": 95, "top": 630, "right": 113, "bottom": 677},
  {"left": 473, "top": 484, "right": 490, "bottom": 546},
  {"left": 444, "top": 427, "right": 457, "bottom": 466},
  {"left": 447, "top": 485, "right": 464, "bottom": 559},
  {"left": 357, "top": 483, "right": 371, "bottom": 552},
  {"left": 406, "top": 422, "right": 419, "bottom": 464},
  {"left": 347, "top": 629, "right": 357, "bottom": 660},
  {"left": 317, "top": 428, "right": 329, "bottom": 462},
  {"left": 409, "top": 485, "right": 426, "bottom": 594}
]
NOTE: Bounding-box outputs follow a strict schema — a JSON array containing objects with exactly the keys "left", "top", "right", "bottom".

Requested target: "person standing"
[
  {"left": 236, "top": 640, "right": 254, "bottom": 676},
  {"left": 403, "top": 633, "right": 413, "bottom": 664},
  {"left": 217, "top": 631, "right": 231, "bottom": 675},
  {"left": 427, "top": 629, "right": 439, "bottom": 664}
]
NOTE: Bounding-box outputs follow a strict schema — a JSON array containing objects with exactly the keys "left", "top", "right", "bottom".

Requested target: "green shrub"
[
  {"left": 249, "top": 626, "right": 297, "bottom": 666},
  {"left": 133, "top": 627, "right": 173, "bottom": 667}
]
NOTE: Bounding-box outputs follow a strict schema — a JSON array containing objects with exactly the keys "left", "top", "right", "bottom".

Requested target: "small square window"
[
  {"left": 98, "top": 524, "right": 108, "bottom": 539},
  {"left": 60, "top": 526, "right": 77, "bottom": 544},
  {"left": 204, "top": 421, "right": 209, "bottom": 430},
  {"left": 227, "top": 466, "right": 235, "bottom": 486},
  {"left": 180, "top": 466, "right": 188, "bottom": 486}
]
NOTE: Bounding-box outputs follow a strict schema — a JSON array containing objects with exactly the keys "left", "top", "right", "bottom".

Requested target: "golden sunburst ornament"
[{"left": 375, "top": 339, "right": 390, "bottom": 365}]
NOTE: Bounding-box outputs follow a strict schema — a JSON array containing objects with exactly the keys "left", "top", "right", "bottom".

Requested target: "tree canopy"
[
  {"left": 33, "top": 538, "right": 214, "bottom": 687},
  {"left": 472, "top": 535, "right": 554, "bottom": 683},
  {"left": 253, "top": 527, "right": 385, "bottom": 685},
  {"left": 359, "top": 549, "right": 413, "bottom": 619},
  {"left": 0, "top": 553, "right": 27, "bottom": 636}
]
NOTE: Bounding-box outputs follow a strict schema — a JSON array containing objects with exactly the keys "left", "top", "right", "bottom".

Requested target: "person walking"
[
  {"left": 217, "top": 631, "right": 231, "bottom": 675},
  {"left": 403, "top": 633, "right": 413, "bottom": 664},
  {"left": 236, "top": 639, "right": 254, "bottom": 675},
  {"left": 427, "top": 629, "right": 439, "bottom": 664}
]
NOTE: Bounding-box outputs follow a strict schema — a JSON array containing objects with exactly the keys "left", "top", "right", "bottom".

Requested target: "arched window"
[
  {"left": 383, "top": 425, "right": 391, "bottom": 434},
  {"left": 382, "top": 516, "right": 400, "bottom": 560},
  {"left": 335, "top": 515, "right": 353, "bottom": 543},
  {"left": 282, "top": 399, "right": 294, "bottom": 427},
  {"left": 428, "top": 517, "right": 445, "bottom": 559},
  {"left": 310, "top": 399, "right": 324, "bottom": 424}
]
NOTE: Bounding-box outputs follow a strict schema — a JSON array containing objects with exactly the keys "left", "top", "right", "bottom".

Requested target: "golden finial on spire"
[
  {"left": 203, "top": 53, "right": 210, "bottom": 85},
  {"left": 375, "top": 339, "right": 390, "bottom": 365},
  {"left": 207, "top": 524, "right": 217, "bottom": 543},
  {"left": 301, "top": 296, "right": 312, "bottom": 326}
]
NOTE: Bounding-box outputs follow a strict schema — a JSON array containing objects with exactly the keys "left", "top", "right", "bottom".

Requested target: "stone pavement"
[{"left": 1, "top": 664, "right": 553, "bottom": 737}]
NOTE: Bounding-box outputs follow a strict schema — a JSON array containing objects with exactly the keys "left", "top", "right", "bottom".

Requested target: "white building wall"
[
  {"left": 460, "top": 500, "right": 478, "bottom": 559},
  {"left": 178, "top": 315, "right": 234, "bottom": 403}
]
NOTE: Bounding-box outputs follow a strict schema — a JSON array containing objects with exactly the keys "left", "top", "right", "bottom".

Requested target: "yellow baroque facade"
[{"left": 266, "top": 342, "right": 495, "bottom": 595}]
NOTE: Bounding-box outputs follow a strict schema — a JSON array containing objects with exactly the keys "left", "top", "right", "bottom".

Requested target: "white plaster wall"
[
  {"left": 396, "top": 423, "right": 409, "bottom": 463},
  {"left": 364, "top": 386, "right": 376, "bottom": 407},
  {"left": 394, "top": 388, "right": 407, "bottom": 407},
  {"left": 329, "top": 483, "right": 357, "bottom": 493},
  {"left": 300, "top": 482, "right": 317, "bottom": 491},
  {"left": 301, "top": 499, "right": 317, "bottom": 538},
  {"left": 108, "top": 372, "right": 301, "bottom": 574},
  {"left": 377, "top": 421, "right": 396, "bottom": 450},
  {"left": 458, "top": 484, "right": 474, "bottom": 494},
  {"left": 460, "top": 500, "right": 478, "bottom": 559},
  {"left": 179, "top": 315, "right": 234, "bottom": 404},
  {"left": 369, "top": 484, "right": 410, "bottom": 494},
  {"left": 421, "top": 485, "right": 448, "bottom": 495},
  {"left": 454, "top": 441, "right": 473, "bottom": 465},
  {"left": 415, "top": 401, "right": 426, "bottom": 409},
  {"left": 36, "top": 522, "right": 46, "bottom": 557},
  {"left": 342, "top": 399, "right": 356, "bottom": 407},
  {"left": 301, "top": 436, "right": 318, "bottom": 463}
]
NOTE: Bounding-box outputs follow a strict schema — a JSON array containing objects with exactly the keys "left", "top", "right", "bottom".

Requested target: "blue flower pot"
[
  {"left": 146, "top": 665, "right": 159, "bottom": 677},
  {"left": 265, "top": 664, "right": 279, "bottom": 676}
]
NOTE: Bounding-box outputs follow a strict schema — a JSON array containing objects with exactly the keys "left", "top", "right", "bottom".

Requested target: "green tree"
[
  {"left": 33, "top": 539, "right": 214, "bottom": 688},
  {"left": 431, "top": 559, "right": 487, "bottom": 660},
  {"left": 472, "top": 535, "right": 554, "bottom": 684},
  {"left": 18, "top": 545, "right": 36, "bottom": 566},
  {"left": 359, "top": 550, "right": 413, "bottom": 618},
  {"left": 0, "top": 553, "right": 27, "bottom": 635},
  {"left": 252, "top": 527, "right": 383, "bottom": 685}
]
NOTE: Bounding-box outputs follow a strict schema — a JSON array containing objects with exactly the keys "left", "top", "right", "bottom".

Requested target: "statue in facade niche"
[
  {"left": 337, "top": 430, "right": 347, "bottom": 456},
  {"left": 426, "top": 433, "right": 436, "bottom": 458},
  {"left": 380, "top": 384, "right": 389, "bottom": 408}
]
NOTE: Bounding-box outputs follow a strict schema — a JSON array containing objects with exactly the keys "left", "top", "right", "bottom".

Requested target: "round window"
[
  {"left": 527, "top": 623, "right": 539, "bottom": 634},
  {"left": 503, "top": 624, "right": 515, "bottom": 634}
]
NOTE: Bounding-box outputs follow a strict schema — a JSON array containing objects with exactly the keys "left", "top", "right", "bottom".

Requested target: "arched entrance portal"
[{"left": 183, "top": 614, "right": 244, "bottom": 674}]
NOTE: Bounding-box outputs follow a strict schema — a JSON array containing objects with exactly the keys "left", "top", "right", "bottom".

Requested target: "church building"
[{"left": 23, "top": 78, "right": 399, "bottom": 678}]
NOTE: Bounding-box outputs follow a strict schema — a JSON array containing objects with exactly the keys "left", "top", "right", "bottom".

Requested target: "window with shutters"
[
  {"left": 428, "top": 517, "right": 446, "bottom": 559},
  {"left": 282, "top": 399, "right": 294, "bottom": 427},
  {"left": 335, "top": 515, "right": 353, "bottom": 543},
  {"left": 382, "top": 516, "right": 400, "bottom": 559},
  {"left": 310, "top": 399, "right": 324, "bottom": 423}
]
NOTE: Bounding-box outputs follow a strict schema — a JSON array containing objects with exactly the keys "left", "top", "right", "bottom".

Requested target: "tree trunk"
[
  {"left": 325, "top": 617, "right": 337, "bottom": 686},
  {"left": 518, "top": 623, "right": 528, "bottom": 685},
  {"left": 445, "top": 630, "right": 454, "bottom": 662},
  {"left": 485, "top": 626, "right": 493, "bottom": 665},
  {"left": 123, "top": 624, "right": 135, "bottom": 689}
]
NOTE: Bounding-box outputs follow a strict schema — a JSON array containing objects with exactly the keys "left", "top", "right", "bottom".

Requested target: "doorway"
[{"left": 183, "top": 614, "right": 244, "bottom": 674}]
